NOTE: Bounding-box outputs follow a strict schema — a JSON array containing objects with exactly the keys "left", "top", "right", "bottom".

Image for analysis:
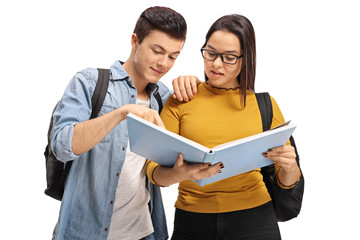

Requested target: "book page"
[
  {"left": 265, "top": 120, "right": 291, "bottom": 132},
  {"left": 211, "top": 123, "right": 295, "bottom": 151},
  {"left": 199, "top": 124, "right": 296, "bottom": 185},
  {"left": 129, "top": 114, "right": 210, "bottom": 152},
  {"left": 127, "top": 113, "right": 211, "bottom": 166}
]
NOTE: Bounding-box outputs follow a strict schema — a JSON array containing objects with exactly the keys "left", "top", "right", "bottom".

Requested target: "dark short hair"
[
  {"left": 134, "top": 6, "right": 187, "bottom": 44},
  {"left": 203, "top": 14, "right": 256, "bottom": 106}
]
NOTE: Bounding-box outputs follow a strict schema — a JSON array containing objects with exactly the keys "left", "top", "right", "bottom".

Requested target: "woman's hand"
[
  {"left": 172, "top": 75, "right": 201, "bottom": 102},
  {"left": 153, "top": 153, "right": 223, "bottom": 187},
  {"left": 171, "top": 153, "right": 223, "bottom": 182},
  {"left": 263, "top": 145, "right": 301, "bottom": 187},
  {"left": 263, "top": 145, "right": 297, "bottom": 172}
]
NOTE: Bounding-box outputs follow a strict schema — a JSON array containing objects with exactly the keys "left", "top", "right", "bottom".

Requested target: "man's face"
[{"left": 132, "top": 30, "right": 185, "bottom": 83}]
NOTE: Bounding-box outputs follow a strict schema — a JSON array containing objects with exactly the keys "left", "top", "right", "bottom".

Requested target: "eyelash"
[
  {"left": 153, "top": 49, "right": 177, "bottom": 60},
  {"left": 153, "top": 49, "right": 162, "bottom": 54}
]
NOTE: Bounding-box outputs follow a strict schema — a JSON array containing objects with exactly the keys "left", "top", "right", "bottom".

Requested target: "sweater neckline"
[{"left": 203, "top": 81, "right": 241, "bottom": 94}]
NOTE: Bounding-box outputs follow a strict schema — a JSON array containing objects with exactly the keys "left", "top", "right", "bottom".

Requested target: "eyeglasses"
[{"left": 201, "top": 48, "right": 243, "bottom": 65}]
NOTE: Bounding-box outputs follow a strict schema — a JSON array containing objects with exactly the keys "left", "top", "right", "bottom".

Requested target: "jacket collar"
[{"left": 110, "top": 60, "right": 159, "bottom": 93}]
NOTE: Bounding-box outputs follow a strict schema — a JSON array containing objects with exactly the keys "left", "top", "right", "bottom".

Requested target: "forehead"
[
  {"left": 141, "top": 30, "right": 185, "bottom": 53},
  {"left": 206, "top": 30, "right": 241, "bottom": 52}
]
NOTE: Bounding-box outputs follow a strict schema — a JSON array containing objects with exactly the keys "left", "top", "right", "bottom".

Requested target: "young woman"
[{"left": 147, "top": 14, "right": 302, "bottom": 239}]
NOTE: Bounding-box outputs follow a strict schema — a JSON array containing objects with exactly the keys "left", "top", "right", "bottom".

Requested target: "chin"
[
  {"left": 148, "top": 76, "right": 162, "bottom": 84},
  {"left": 208, "top": 78, "right": 239, "bottom": 89},
  {"left": 208, "top": 79, "right": 223, "bottom": 87}
]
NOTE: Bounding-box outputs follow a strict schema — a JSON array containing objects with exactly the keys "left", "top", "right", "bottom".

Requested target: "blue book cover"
[{"left": 127, "top": 113, "right": 296, "bottom": 186}]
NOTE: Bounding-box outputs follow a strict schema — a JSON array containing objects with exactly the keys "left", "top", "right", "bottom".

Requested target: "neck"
[{"left": 122, "top": 59, "right": 148, "bottom": 100}]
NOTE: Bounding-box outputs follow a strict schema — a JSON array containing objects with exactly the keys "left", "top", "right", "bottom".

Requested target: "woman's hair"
[
  {"left": 203, "top": 14, "right": 256, "bottom": 105},
  {"left": 134, "top": 6, "right": 187, "bottom": 44}
]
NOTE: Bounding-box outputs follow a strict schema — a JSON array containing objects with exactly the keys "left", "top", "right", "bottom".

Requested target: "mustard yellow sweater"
[{"left": 147, "top": 82, "right": 289, "bottom": 213}]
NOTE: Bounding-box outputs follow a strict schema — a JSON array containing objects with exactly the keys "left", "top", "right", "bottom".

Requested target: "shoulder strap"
[
  {"left": 256, "top": 92, "right": 300, "bottom": 166},
  {"left": 91, "top": 68, "right": 110, "bottom": 119},
  {"left": 154, "top": 92, "right": 163, "bottom": 113},
  {"left": 255, "top": 92, "right": 273, "bottom": 131},
  {"left": 257, "top": 92, "right": 276, "bottom": 187}
]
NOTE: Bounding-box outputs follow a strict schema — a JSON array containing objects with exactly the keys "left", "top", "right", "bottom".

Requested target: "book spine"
[
  {"left": 194, "top": 151, "right": 215, "bottom": 187},
  {"left": 203, "top": 150, "right": 215, "bottom": 163}
]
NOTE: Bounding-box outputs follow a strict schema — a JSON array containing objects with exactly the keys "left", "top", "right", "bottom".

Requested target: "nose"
[
  {"left": 212, "top": 55, "right": 223, "bottom": 68},
  {"left": 157, "top": 55, "right": 170, "bottom": 70}
]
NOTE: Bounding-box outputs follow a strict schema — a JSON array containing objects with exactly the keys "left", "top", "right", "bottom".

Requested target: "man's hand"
[
  {"left": 120, "top": 104, "right": 164, "bottom": 128},
  {"left": 172, "top": 75, "right": 202, "bottom": 102},
  {"left": 72, "top": 104, "right": 164, "bottom": 155}
]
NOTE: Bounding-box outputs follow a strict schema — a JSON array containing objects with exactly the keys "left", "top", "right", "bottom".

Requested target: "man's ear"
[{"left": 131, "top": 33, "right": 139, "bottom": 50}]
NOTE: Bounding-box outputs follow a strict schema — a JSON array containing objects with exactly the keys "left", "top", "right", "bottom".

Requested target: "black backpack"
[
  {"left": 256, "top": 92, "right": 304, "bottom": 222},
  {"left": 44, "top": 68, "right": 164, "bottom": 201},
  {"left": 44, "top": 68, "right": 110, "bottom": 200}
]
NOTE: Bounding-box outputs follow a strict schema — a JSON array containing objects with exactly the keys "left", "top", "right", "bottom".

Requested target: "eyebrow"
[
  {"left": 207, "top": 44, "right": 240, "bottom": 54},
  {"left": 153, "top": 44, "right": 181, "bottom": 55}
]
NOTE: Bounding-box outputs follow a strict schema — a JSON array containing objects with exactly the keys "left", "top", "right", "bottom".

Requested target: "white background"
[{"left": 1, "top": 0, "right": 359, "bottom": 239}]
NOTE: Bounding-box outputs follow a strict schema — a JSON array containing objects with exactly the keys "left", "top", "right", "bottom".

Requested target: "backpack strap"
[
  {"left": 256, "top": 92, "right": 304, "bottom": 221},
  {"left": 256, "top": 92, "right": 276, "bottom": 183},
  {"left": 91, "top": 68, "right": 110, "bottom": 119},
  {"left": 255, "top": 92, "right": 273, "bottom": 131},
  {"left": 154, "top": 91, "right": 163, "bottom": 113}
]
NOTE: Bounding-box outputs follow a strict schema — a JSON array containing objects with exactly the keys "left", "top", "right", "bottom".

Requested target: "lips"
[
  {"left": 210, "top": 70, "right": 224, "bottom": 78},
  {"left": 150, "top": 67, "right": 164, "bottom": 75}
]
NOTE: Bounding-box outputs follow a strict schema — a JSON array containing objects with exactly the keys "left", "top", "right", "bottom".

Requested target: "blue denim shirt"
[{"left": 51, "top": 60, "right": 171, "bottom": 240}]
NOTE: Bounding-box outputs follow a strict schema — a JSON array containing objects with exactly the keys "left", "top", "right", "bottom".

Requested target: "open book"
[{"left": 127, "top": 113, "right": 296, "bottom": 186}]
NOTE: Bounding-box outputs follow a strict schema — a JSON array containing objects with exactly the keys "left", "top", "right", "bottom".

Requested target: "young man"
[{"left": 51, "top": 6, "right": 205, "bottom": 240}]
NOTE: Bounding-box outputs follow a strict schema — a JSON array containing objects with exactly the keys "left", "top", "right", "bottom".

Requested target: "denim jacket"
[{"left": 51, "top": 60, "right": 171, "bottom": 240}]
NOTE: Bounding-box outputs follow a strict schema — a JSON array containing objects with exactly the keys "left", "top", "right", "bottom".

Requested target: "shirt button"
[
  {"left": 104, "top": 228, "right": 108, "bottom": 232},
  {"left": 110, "top": 200, "right": 113, "bottom": 204},
  {"left": 131, "top": 95, "right": 135, "bottom": 98},
  {"left": 116, "top": 173, "right": 119, "bottom": 177},
  {"left": 122, "top": 147, "right": 125, "bottom": 151}
]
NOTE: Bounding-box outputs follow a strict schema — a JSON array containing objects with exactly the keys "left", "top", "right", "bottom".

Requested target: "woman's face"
[{"left": 203, "top": 30, "right": 242, "bottom": 89}]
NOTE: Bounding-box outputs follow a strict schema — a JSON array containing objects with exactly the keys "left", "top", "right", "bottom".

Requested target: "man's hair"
[
  {"left": 134, "top": 6, "right": 187, "bottom": 44},
  {"left": 202, "top": 14, "right": 256, "bottom": 106}
]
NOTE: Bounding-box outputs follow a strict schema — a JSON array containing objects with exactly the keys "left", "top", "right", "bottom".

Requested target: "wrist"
[
  {"left": 117, "top": 105, "right": 129, "bottom": 120},
  {"left": 277, "top": 166, "right": 301, "bottom": 189},
  {"left": 169, "top": 168, "right": 185, "bottom": 184}
]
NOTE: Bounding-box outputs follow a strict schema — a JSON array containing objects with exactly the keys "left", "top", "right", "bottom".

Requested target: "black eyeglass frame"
[{"left": 200, "top": 48, "right": 243, "bottom": 65}]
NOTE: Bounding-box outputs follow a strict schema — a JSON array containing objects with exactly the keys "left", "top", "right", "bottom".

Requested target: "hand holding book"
[
  {"left": 152, "top": 153, "right": 224, "bottom": 187},
  {"left": 263, "top": 145, "right": 301, "bottom": 187}
]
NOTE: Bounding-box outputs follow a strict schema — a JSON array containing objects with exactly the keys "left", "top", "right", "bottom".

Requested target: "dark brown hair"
[
  {"left": 134, "top": 6, "right": 187, "bottom": 44},
  {"left": 203, "top": 14, "right": 256, "bottom": 106}
]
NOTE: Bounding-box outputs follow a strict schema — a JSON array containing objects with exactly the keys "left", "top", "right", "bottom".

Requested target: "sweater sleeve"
[{"left": 146, "top": 160, "right": 159, "bottom": 184}]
